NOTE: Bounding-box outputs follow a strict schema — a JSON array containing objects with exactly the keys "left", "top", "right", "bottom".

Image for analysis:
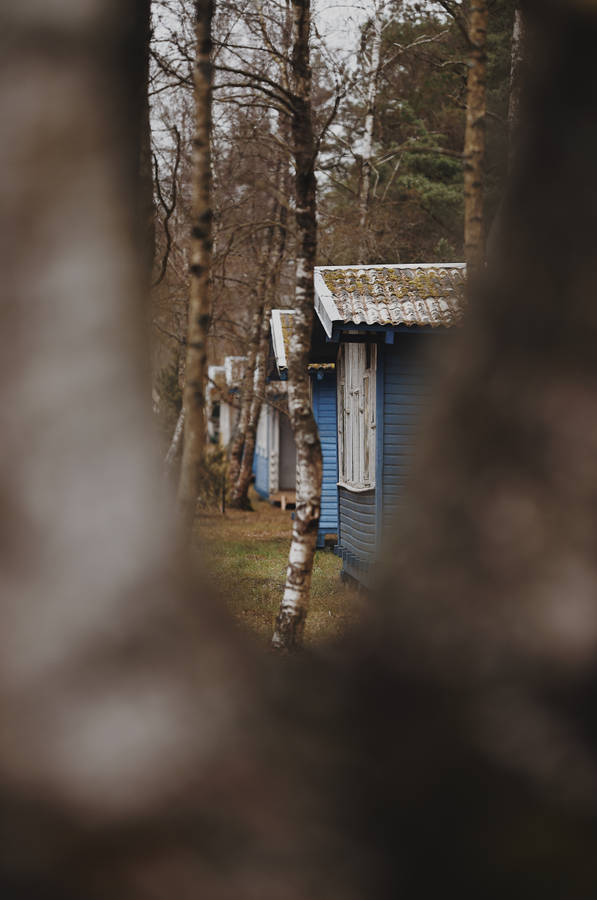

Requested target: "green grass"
[{"left": 196, "top": 491, "right": 360, "bottom": 647}]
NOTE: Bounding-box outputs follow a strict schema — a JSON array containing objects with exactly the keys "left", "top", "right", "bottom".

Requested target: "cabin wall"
[
  {"left": 254, "top": 405, "right": 270, "bottom": 498},
  {"left": 337, "top": 487, "right": 376, "bottom": 583},
  {"left": 219, "top": 401, "right": 231, "bottom": 447},
  {"left": 380, "top": 334, "right": 429, "bottom": 534},
  {"left": 336, "top": 333, "right": 430, "bottom": 584},
  {"left": 311, "top": 370, "right": 338, "bottom": 545},
  {"left": 269, "top": 409, "right": 279, "bottom": 495}
]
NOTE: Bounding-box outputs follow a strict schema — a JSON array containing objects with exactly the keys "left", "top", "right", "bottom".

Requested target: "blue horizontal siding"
[
  {"left": 254, "top": 405, "right": 270, "bottom": 497},
  {"left": 338, "top": 487, "right": 376, "bottom": 568},
  {"left": 381, "top": 336, "right": 429, "bottom": 534},
  {"left": 254, "top": 449, "right": 269, "bottom": 497},
  {"left": 312, "top": 371, "right": 338, "bottom": 542}
]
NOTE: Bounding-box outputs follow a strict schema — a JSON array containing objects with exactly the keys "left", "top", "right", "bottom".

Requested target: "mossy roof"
[{"left": 318, "top": 264, "right": 466, "bottom": 328}]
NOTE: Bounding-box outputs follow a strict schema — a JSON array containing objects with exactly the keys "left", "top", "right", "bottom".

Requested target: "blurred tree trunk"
[
  {"left": 177, "top": 0, "right": 215, "bottom": 535},
  {"left": 0, "top": 0, "right": 245, "bottom": 888},
  {"left": 463, "top": 0, "right": 488, "bottom": 275},
  {"left": 272, "top": 0, "right": 322, "bottom": 652}
]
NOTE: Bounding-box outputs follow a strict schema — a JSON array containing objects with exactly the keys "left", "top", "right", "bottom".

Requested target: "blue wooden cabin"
[
  {"left": 314, "top": 263, "right": 466, "bottom": 584},
  {"left": 268, "top": 309, "right": 339, "bottom": 546},
  {"left": 253, "top": 378, "right": 297, "bottom": 506}
]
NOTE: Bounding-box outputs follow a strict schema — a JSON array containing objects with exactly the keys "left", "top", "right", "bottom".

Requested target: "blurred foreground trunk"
[{"left": 0, "top": 2, "right": 254, "bottom": 895}]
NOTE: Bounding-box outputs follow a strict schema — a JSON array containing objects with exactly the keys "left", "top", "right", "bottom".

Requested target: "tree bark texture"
[
  {"left": 272, "top": 0, "right": 322, "bottom": 652},
  {"left": 463, "top": 1, "right": 488, "bottom": 275},
  {"left": 177, "top": 0, "right": 215, "bottom": 535},
  {"left": 357, "top": 1, "right": 384, "bottom": 264}
]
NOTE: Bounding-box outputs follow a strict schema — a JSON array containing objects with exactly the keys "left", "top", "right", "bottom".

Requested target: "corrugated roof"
[{"left": 314, "top": 264, "right": 466, "bottom": 336}]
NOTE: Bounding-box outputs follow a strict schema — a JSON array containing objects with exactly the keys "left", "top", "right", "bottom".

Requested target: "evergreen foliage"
[{"left": 318, "top": 0, "right": 516, "bottom": 265}]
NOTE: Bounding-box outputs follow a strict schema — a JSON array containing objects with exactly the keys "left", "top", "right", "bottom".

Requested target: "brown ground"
[{"left": 195, "top": 490, "right": 362, "bottom": 648}]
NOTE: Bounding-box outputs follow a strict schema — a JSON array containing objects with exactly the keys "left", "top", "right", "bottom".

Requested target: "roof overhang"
[
  {"left": 270, "top": 308, "right": 294, "bottom": 373},
  {"left": 314, "top": 269, "right": 343, "bottom": 338}
]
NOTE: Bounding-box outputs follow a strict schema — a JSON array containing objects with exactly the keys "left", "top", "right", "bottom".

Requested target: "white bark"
[{"left": 0, "top": 0, "right": 244, "bottom": 840}]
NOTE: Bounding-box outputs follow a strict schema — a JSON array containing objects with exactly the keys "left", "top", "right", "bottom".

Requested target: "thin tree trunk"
[
  {"left": 177, "top": 0, "right": 215, "bottom": 536},
  {"left": 231, "top": 199, "right": 289, "bottom": 508},
  {"left": 227, "top": 392, "right": 250, "bottom": 483},
  {"left": 272, "top": 0, "right": 322, "bottom": 652},
  {"left": 358, "top": 1, "right": 384, "bottom": 264},
  {"left": 228, "top": 265, "right": 269, "bottom": 509},
  {"left": 463, "top": 0, "right": 488, "bottom": 275},
  {"left": 227, "top": 293, "right": 262, "bottom": 489},
  {"left": 232, "top": 342, "right": 268, "bottom": 509},
  {"left": 164, "top": 407, "right": 185, "bottom": 475},
  {"left": 230, "top": 108, "right": 291, "bottom": 509}
]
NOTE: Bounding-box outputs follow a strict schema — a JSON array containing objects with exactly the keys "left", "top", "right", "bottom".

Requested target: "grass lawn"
[{"left": 196, "top": 489, "right": 361, "bottom": 647}]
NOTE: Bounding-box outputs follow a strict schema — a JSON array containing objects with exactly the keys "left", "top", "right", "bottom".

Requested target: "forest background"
[{"left": 150, "top": 0, "right": 516, "bottom": 432}]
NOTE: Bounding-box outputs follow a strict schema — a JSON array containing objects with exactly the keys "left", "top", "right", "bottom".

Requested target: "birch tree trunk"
[
  {"left": 358, "top": 1, "right": 384, "bottom": 265},
  {"left": 177, "top": 0, "right": 215, "bottom": 535},
  {"left": 463, "top": 0, "right": 488, "bottom": 275},
  {"left": 272, "top": 0, "right": 322, "bottom": 652}
]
